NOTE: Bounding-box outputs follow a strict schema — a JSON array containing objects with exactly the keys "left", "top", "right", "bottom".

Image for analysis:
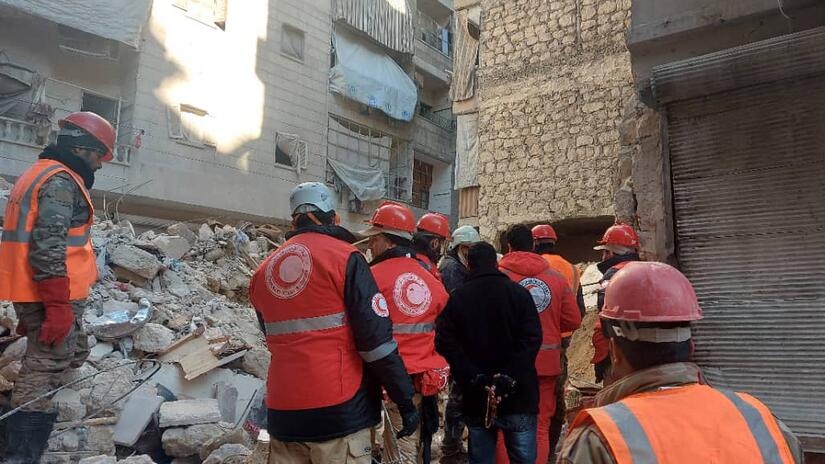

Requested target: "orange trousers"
[{"left": 495, "top": 376, "right": 556, "bottom": 464}]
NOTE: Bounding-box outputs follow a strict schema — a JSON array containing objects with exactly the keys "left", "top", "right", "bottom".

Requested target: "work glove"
[
  {"left": 492, "top": 374, "right": 517, "bottom": 398},
  {"left": 397, "top": 406, "right": 420, "bottom": 439},
  {"left": 36, "top": 277, "right": 74, "bottom": 345}
]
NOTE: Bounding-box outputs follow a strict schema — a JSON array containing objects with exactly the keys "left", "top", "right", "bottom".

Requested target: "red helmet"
[
  {"left": 59, "top": 111, "right": 116, "bottom": 162},
  {"left": 417, "top": 212, "right": 450, "bottom": 239},
  {"left": 602, "top": 262, "right": 702, "bottom": 322},
  {"left": 531, "top": 224, "right": 557, "bottom": 241},
  {"left": 596, "top": 223, "right": 639, "bottom": 249},
  {"left": 361, "top": 201, "right": 415, "bottom": 239}
]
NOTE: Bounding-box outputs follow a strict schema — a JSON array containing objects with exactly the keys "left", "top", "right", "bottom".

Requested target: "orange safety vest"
[
  {"left": 371, "top": 256, "right": 448, "bottom": 375},
  {"left": 570, "top": 383, "right": 795, "bottom": 464},
  {"left": 500, "top": 265, "right": 573, "bottom": 377},
  {"left": 542, "top": 254, "right": 580, "bottom": 338},
  {"left": 0, "top": 159, "right": 97, "bottom": 302},
  {"left": 249, "top": 232, "right": 364, "bottom": 411}
]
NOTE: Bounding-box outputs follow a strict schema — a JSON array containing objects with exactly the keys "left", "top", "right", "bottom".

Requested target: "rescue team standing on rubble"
[
  {"left": 0, "top": 112, "right": 115, "bottom": 463},
  {"left": 0, "top": 123, "right": 803, "bottom": 463}
]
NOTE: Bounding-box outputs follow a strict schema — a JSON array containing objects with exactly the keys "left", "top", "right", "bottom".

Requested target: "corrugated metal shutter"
[
  {"left": 653, "top": 28, "right": 825, "bottom": 450},
  {"left": 334, "top": 0, "right": 415, "bottom": 54}
]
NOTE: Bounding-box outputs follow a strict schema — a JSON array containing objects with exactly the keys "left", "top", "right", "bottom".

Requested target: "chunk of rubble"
[
  {"left": 203, "top": 443, "right": 251, "bottom": 464},
  {"left": 79, "top": 456, "right": 117, "bottom": 464},
  {"left": 118, "top": 456, "right": 157, "bottom": 464},
  {"left": 53, "top": 388, "right": 87, "bottom": 422},
  {"left": 167, "top": 223, "right": 197, "bottom": 245},
  {"left": 109, "top": 244, "right": 163, "bottom": 282},
  {"left": 159, "top": 399, "right": 222, "bottom": 428},
  {"left": 132, "top": 323, "right": 175, "bottom": 353},
  {"left": 241, "top": 348, "right": 270, "bottom": 380},
  {"left": 152, "top": 235, "right": 190, "bottom": 260},
  {"left": 198, "top": 224, "right": 215, "bottom": 241},
  {"left": 161, "top": 423, "right": 224, "bottom": 457}
]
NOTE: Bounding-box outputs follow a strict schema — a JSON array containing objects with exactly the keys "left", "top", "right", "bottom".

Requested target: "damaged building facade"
[
  {"left": 0, "top": 0, "right": 457, "bottom": 232},
  {"left": 620, "top": 0, "right": 825, "bottom": 454},
  {"left": 451, "top": 0, "right": 634, "bottom": 260}
]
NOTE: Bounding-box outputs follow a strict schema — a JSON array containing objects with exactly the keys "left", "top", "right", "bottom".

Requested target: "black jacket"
[
  {"left": 259, "top": 225, "right": 415, "bottom": 442},
  {"left": 435, "top": 270, "right": 542, "bottom": 421},
  {"left": 438, "top": 251, "right": 468, "bottom": 293},
  {"left": 596, "top": 253, "right": 640, "bottom": 310}
]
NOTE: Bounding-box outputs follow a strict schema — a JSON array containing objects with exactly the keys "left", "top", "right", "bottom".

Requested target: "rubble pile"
[
  {"left": 567, "top": 263, "right": 602, "bottom": 384},
  {"left": 0, "top": 219, "right": 285, "bottom": 463}
]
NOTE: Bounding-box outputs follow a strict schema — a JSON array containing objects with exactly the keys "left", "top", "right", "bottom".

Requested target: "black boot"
[{"left": 2, "top": 410, "right": 58, "bottom": 464}]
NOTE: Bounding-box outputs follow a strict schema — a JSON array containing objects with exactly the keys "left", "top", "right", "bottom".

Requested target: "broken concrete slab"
[
  {"left": 215, "top": 382, "right": 238, "bottom": 423},
  {"left": 158, "top": 399, "right": 222, "bottom": 428},
  {"left": 89, "top": 342, "right": 115, "bottom": 362},
  {"left": 85, "top": 425, "right": 116, "bottom": 455},
  {"left": 85, "top": 366, "right": 134, "bottom": 413},
  {"left": 53, "top": 388, "right": 87, "bottom": 422},
  {"left": 161, "top": 424, "right": 224, "bottom": 458},
  {"left": 161, "top": 271, "right": 191, "bottom": 298},
  {"left": 152, "top": 235, "right": 191, "bottom": 260},
  {"left": 198, "top": 426, "right": 251, "bottom": 460},
  {"left": 241, "top": 348, "right": 270, "bottom": 380},
  {"left": 79, "top": 456, "right": 117, "bottom": 464},
  {"left": 62, "top": 363, "right": 99, "bottom": 391},
  {"left": 117, "top": 456, "right": 157, "bottom": 464},
  {"left": 0, "top": 360, "right": 20, "bottom": 381},
  {"left": 167, "top": 223, "right": 197, "bottom": 246},
  {"left": 198, "top": 224, "right": 215, "bottom": 241},
  {"left": 203, "top": 443, "right": 251, "bottom": 464},
  {"left": 109, "top": 244, "right": 163, "bottom": 281},
  {"left": 0, "top": 336, "right": 27, "bottom": 368},
  {"left": 132, "top": 323, "right": 175, "bottom": 353},
  {"left": 113, "top": 392, "right": 164, "bottom": 447}
]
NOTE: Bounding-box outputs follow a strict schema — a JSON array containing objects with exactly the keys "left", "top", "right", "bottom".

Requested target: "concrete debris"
[
  {"left": 109, "top": 244, "right": 163, "bottom": 281},
  {"left": 79, "top": 456, "right": 118, "bottom": 464},
  {"left": 161, "top": 423, "right": 225, "bottom": 458},
  {"left": 241, "top": 348, "right": 270, "bottom": 380},
  {"left": 158, "top": 399, "right": 223, "bottom": 428},
  {"left": 132, "top": 323, "right": 175, "bottom": 353},
  {"left": 85, "top": 365, "right": 135, "bottom": 414},
  {"left": 152, "top": 235, "right": 191, "bottom": 260},
  {"left": 203, "top": 443, "right": 252, "bottom": 464},
  {"left": 85, "top": 425, "right": 117, "bottom": 455},
  {"left": 89, "top": 342, "right": 115, "bottom": 362},
  {"left": 0, "top": 336, "right": 27, "bottom": 368},
  {"left": 198, "top": 223, "right": 216, "bottom": 241},
  {"left": 215, "top": 382, "right": 238, "bottom": 423},
  {"left": 113, "top": 392, "right": 164, "bottom": 447},
  {"left": 54, "top": 388, "right": 88, "bottom": 422},
  {"left": 168, "top": 223, "right": 197, "bottom": 245},
  {"left": 117, "top": 455, "right": 157, "bottom": 464},
  {"left": 0, "top": 359, "right": 21, "bottom": 381}
]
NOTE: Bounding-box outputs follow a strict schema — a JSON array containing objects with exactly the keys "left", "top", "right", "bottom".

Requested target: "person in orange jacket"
[
  {"left": 249, "top": 184, "right": 417, "bottom": 464},
  {"left": 559, "top": 262, "right": 803, "bottom": 463},
  {"left": 497, "top": 224, "right": 582, "bottom": 464},
  {"left": 361, "top": 201, "right": 450, "bottom": 463},
  {"left": 531, "top": 224, "right": 585, "bottom": 461},
  {"left": 591, "top": 224, "right": 640, "bottom": 384},
  {"left": 0, "top": 112, "right": 115, "bottom": 463},
  {"left": 413, "top": 212, "right": 450, "bottom": 281}
]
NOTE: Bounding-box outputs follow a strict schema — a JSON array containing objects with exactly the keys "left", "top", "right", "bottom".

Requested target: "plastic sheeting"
[
  {"left": 327, "top": 158, "right": 386, "bottom": 202},
  {"left": 333, "top": 0, "right": 415, "bottom": 54},
  {"left": 451, "top": 8, "right": 479, "bottom": 102},
  {"left": 0, "top": 0, "right": 153, "bottom": 48},
  {"left": 330, "top": 27, "right": 418, "bottom": 122},
  {"left": 455, "top": 113, "right": 479, "bottom": 189}
]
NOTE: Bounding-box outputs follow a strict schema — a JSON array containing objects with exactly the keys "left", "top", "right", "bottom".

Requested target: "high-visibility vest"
[
  {"left": 541, "top": 254, "right": 580, "bottom": 293},
  {"left": 372, "top": 256, "right": 448, "bottom": 374},
  {"left": 0, "top": 159, "right": 97, "bottom": 302},
  {"left": 500, "top": 265, "right": 572, "bottom": 376},
  {"left": 570, "top": 383, "right": 795, "bottom": 463},
  {"left": 250, "top": 232, "right": 364, "bottom": 411}
]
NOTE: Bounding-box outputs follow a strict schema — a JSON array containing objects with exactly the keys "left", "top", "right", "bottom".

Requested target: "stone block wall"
[{"left": 475, "top": 0, "right": 635, "bottom": 241}]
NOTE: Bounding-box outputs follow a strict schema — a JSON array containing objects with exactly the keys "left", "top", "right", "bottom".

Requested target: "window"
[
  {"left": 412, "top": 159, "right": 433, "bottom": 209},
  {"left": 281, "top": 24, "right": 305, "bottom": 62},
  {"left": 58, "top": 25, "right": 119, "bottom": 60},
  {"left": 81, "top": 92, "right": 119, "bottom": 127},
  {"left": 168, "top": 104, "right": 213, "bottom": 147},
  {"left": 174, "top": 0, "right": 228, "bottom": 30},
  {"left": 275, "top": 131, "right": 308, "bottom": 173}
]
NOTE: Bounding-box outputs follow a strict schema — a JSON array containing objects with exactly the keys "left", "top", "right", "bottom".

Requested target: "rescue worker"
[
  {"left": 531, "top": 224, "right": 584, "bottom": 462},
  {"left": 591, "top": 224, "right": 640, "bottom": 384},
  {"left": 361, "top": 201, "right": 449, "bottom": 463},
  {"left": 439, "top": 225, "right": 480, "bottom": 293},
  {"left": 438, "top": 224, "right": 480, "bottom": 461},
  {"left": 413, "top": 212, "right": 450, "bottom": 281},
  {"left": 0, "top": 112, "right": 114, "bottom": 463},
  {"left": 559, "top": 262, "right": 804, "bottom": 463},
  {"left": 435, "top": 242, "right": 542, "bottom": 464},
  {"left": 249, "top": 183, "right": 418, "bottom": 464},
  {"left": 497, "top": 224, "right": 581, "bottom": 464}
]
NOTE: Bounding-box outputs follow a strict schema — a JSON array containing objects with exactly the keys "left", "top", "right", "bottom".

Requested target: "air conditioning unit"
[{"left": 57, "top": 25, "right": 119, "bottom": 61}]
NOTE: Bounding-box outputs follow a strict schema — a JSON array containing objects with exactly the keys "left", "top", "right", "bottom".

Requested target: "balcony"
[
  {"left": 0, "top": 117, "right": 43, "bottom": 148},
  {"left": 413, "top": 109, "right": 456, "bottom": 165},
  {"left": 415, "top": 11, "right": 452, "bottom": 85}
]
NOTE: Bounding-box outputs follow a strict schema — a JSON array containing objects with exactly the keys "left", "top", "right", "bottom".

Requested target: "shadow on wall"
[{"left": 497, "top": 216, "right": 615, "bottom": 264}]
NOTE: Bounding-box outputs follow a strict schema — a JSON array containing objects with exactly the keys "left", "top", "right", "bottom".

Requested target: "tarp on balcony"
[
  {"left": 330, "top": 27, "right": 418, "bottom": 122},
  {"left": 333, "top": 0, "right": 415, "bottom": 54},
  {"left": 455, "top": 113, "right": 479, "bottom": 189},
  {"left": 327, "top": 158, "right": 386, "bottom": 202},
  {"left": 0, "top": 0, "right": 152, "bottom": 48}
]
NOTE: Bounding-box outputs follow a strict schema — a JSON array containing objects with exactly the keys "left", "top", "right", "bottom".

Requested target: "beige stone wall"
[{"left": 475, "top": 0, "right": 635, "bottom": 240}]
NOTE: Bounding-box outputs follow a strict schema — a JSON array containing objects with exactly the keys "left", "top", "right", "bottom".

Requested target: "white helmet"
[
  {"left": 450, "top": 225, "right": 480, "bottom": 250},
  {"left": 289, "top": 182, "right": 335, "bottom": 214}
]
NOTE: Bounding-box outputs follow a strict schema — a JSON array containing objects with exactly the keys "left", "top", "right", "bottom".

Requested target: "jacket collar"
[
  {"left": 594, "top": 362, "right": 705, "bottom": 407},
  {"left": 597, "top": 253, "right": 640, "bottom": 274},
  {"left": 287, "top": 225, "right": 357, "bottom": 243}
]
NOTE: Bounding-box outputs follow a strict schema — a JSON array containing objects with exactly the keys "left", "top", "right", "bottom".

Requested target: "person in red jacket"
[
  {"left": 413, "top": 212, "right": 450, "bottom": 281},
  {"left": 361, "top": 201, "right": 449, "bottom": 464},
  {"left": 591, "top": 223, "right": 640, "bottom": 385},
  {"left": 497, "top": 224, "right": 582, "bottom": 464},
  {"left": 249, "top": 183, "right": 418, "bottom": 464}
]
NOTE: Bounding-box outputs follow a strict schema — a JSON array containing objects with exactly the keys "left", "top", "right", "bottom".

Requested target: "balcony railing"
[
  {"left": 0, "top": 117, "right": 42, "bottom": 147},
  {"left": 418, "top": 12, "right": 451, "bottom": 57},
  {"left": 418, "top": 106, "right": 456, "bottom": 131}
]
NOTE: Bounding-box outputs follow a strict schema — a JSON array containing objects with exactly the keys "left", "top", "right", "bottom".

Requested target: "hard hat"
[
  {"left": 602, "top": 262, "right": 702, "bottom": 322},
  {"left": 531, "top": 224, "right": 558, "bottom": 241},
  {"left": 417, "top": 212, "right": 450, "bottom": 239},
  {"left": 450, "top": 225, "right": 480, "bottom": 249},
  {"left": 360, "top": 200, "right": 415, "bottom": 239},
  {"left": 594, "top": 223, "right": 639, "bottom": 250},
  {"left": 58, "top": 111, "right": 116, "bottom": 162},
  {"left": 289, "top": 182, "right": 335, "bottom": 214}
]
